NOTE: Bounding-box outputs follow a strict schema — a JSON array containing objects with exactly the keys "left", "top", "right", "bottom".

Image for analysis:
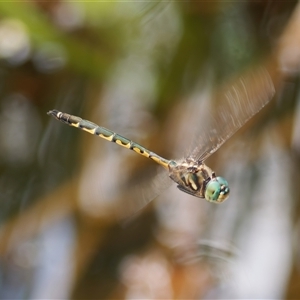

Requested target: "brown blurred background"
[{"left": 0, "top": 1, "right": 299, "bottom": 299}]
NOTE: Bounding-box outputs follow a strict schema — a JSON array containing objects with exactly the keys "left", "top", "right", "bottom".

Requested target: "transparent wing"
[
  {"left": 188, "top": 66, "right": 275, "bottom": 162},
  {"left": 115, "top": 167, "right": 172, "bottom": 220}
]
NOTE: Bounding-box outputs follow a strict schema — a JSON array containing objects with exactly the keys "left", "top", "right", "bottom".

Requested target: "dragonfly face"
[
  {"left": 204, "top": 176, "right": 229, "bottom": 203},
  {"left": 168, "top": 160, "right": 230, "bottom": 203}
]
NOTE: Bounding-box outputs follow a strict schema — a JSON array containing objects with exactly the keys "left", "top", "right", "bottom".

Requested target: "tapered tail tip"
[{"left": 47, "top": 109, "right": 59, "bottom": 118}]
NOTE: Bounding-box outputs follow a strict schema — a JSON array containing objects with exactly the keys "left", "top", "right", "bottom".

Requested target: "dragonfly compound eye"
[{"left": 205, "top": 177, "right": 229, "bottom": 203}]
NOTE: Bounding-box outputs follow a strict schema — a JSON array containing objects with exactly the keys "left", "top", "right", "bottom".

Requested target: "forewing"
[{"left": 188, "top": 67, "right": 275, "bottom": 162}]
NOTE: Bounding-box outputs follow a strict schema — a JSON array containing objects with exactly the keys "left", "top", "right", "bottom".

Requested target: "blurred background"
[{"left": 0, "top": 1, "right": 299, "bottom": 299}]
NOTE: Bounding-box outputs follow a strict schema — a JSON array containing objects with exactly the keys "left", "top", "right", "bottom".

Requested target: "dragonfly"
[{"left": 48, "top": 67, "right": 275, "bottom": 204}]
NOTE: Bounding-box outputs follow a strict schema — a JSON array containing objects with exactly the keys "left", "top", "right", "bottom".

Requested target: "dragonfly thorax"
[{"left": 168, "top": 160, "right": 229, "bottom": 203}]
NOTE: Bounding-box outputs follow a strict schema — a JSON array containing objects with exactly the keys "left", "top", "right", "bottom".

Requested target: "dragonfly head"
[{"left": 205, "top": 176, "right": 230, "bottom": 203}]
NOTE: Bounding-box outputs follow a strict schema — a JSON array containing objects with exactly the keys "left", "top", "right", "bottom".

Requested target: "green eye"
[{"left": 205, "top": 177, "right": 230, "bottom": 203}]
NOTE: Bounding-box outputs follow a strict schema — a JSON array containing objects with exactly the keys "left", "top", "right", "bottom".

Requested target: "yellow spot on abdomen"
[
  {"left": 133, "top": 147, "right": 149, "bottom": 157},
  {"left": 82, "top": 128, "right": 96, "bottom": 135},
  {"left": 99, "top": 134, "right": 113, "bottom": 141},
  {"left": 115, "top": 139, "right": 130, "bottom": 148},
  {"left": 71, "top": 123, "right": 80, "bottom": 128},
  {"left": 151, "top": 156, "right": 169, "bottom": 169}
]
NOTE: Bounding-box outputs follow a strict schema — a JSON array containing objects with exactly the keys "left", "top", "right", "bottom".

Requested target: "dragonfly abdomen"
[{"left": 48, "top": 109, "right": 170, "bottom": 169}]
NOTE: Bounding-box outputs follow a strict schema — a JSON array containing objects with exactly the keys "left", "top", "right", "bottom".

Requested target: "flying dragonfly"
[{"left": 48, "top": 67, "right": 275, "bottom": 204}]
